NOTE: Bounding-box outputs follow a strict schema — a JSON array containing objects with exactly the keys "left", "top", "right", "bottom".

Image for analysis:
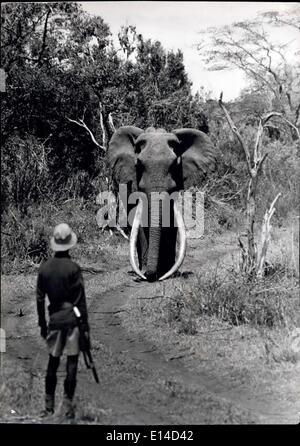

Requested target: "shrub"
[
  {"left": 165, "top": 296, "right": 198, "bottom": 335},
  {"left": 1, "top": 135, "right": 52, "bottom": 215},
  {"left": 0, "top": 196, "right": 127, "bottom": 273},
  {"left": 167, "top": 265, "right": 298, "bottom": 329},
  {"left": 256, "top": 140, "right": 299, "bottom": 223},
  {"left": 1, "top": 206, "right": 51, "bottom": 272}
]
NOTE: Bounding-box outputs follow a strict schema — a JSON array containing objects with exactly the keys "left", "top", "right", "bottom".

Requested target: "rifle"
[{"left": 73, "top": 306, "right": 99, "bottom": 384}]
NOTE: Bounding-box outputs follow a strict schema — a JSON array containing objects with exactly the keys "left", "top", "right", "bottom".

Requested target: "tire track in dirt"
[
  {"left": 1, "top": 236, "right": 299, "bottom": 424},
  {"left": 84, "top": 283, "right": 255, "bottom": 424},
  {"left": 80, "top": 277, "right": 254, "bottom": 424},
  {"left": 84, "top": 274, "right": 297, "bottom": 424},
  {"left": 81, "top": 236, "right": 299, "bottom": 425}
]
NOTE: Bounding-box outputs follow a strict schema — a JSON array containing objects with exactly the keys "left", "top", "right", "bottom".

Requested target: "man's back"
[{"left": 37, "top": 252, "right": 88, "bottom": 320}]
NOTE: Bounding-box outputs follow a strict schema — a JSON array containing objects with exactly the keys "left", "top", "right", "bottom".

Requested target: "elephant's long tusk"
[
  {"left": 158, "top": 201, "right": 186, "bottom": 281},
  {"left": 130, "top": 199, "right": 146, "bottom": 280}
]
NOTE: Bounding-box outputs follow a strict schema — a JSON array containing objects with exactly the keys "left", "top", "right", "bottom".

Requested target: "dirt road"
[{"left": 1, "top": 234, "right": 299, "bottom": 424}]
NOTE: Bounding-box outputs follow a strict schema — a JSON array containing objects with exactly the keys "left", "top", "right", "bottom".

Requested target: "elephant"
[{"left": 107, "top": 126, "right": 217, "bottom": 282}]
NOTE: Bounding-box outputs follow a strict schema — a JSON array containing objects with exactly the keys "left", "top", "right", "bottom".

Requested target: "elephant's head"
[{"left": 107, "top": 126, "right": 216, "bottom": 281}]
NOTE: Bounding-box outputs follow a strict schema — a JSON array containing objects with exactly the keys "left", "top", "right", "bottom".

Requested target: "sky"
[{"left": 81, "top": 1, "right": 299, "bottom": 100}]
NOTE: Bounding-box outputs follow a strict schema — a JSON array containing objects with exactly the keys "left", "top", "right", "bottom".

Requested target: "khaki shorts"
[{"left": 46, "top": 326, "right": 80, "bottom": 357}]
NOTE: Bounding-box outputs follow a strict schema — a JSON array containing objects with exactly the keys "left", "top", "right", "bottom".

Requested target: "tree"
[
  {"left": 1, "top": 2, "right": 210, "bottom": 215},
  {"left": 197, "top": 6, "right": 300, "bottom": 126},
  {"left": 1, "top": 2, "right": 114, "bottom": 206},
  {"left": 118, "top": 25, "right": 139, "bottom": 60},
  {"left": 218, "top": 92, "right": 298, "bottom": 277}
]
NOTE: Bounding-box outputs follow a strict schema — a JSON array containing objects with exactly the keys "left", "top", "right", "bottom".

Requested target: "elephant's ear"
[
  {"left": 173, "top": 128, "right": 217, "bottom": 189},
  {"left": 108, "top": 126, "right": 143, "bottom": 192}
]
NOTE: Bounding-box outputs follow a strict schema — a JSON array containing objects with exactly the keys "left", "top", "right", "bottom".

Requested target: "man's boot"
[
  {"left": 62, "top": 394, "right": 75, "bottom": 420},
  {"left": 41, "top": 394, "right": 54, "bottom": 417}
]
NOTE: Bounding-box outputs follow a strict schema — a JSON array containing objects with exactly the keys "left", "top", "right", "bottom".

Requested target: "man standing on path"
[{"left": 36, "top": 223, "right": 90, "bottom": 419}]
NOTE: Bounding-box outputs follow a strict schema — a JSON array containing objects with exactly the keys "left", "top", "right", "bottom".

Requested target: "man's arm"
[
  {"left": 71, "top": 267, "right": 89, "bottom": 331},
  {"left": 36, "top": 271, "right": 47, "bottom": 338}
]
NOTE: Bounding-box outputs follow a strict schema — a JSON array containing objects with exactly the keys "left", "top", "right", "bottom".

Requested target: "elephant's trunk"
[
  {"left": 129, "top": 193, "right": 187, "bottom": 281},
  {"left": 144, "top": 195, "right": 162, "bottom": 282}
]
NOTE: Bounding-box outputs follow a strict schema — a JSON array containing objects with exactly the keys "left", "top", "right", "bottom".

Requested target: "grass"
[
  {"left": 1, "top": 199, "right": 128, "bottom": 274},
  {"left": 119, "top": 254, "right": 299, "bottom": 424},
  {"left": 263, "top": 327, "right": 300, "bottom": 364},
  {"left": 188, "top": 215, "right": 299, "bottom": 330},
  {"left": 173, "top": 266, "right": 298, "bottom": 329},
  {"left": 0, "top": 357, "right": 45, "bottom": 419},
  {"left": 121, "top": 216, "right": 299, "bottom": 394},
  {"left": 1, "top": 196, "right": 299, "bottom": 423}
]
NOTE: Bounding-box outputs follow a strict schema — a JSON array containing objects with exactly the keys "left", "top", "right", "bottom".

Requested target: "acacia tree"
[
  {"left": 218, "top": 92, "right": 299, "bottom": 277},
  {"left": 195, "top": 6, "right": 300, "bottom": 277},
  {"left": 197, "top": 6, "right": 300, "bottom": 126}
]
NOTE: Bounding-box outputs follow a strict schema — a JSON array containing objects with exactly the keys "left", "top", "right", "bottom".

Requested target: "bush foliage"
[{"left": 167, "top": 265, "right": 298, "bottom": 330}]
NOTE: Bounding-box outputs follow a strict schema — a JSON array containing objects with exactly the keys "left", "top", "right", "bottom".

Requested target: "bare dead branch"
[
  {"left": 219, "top": 92, "right": 252, "bottom": 176},
  {"left": 254, "top": 119, "right": 264, "bottom": 167},
  {"left": 257, "top": 152, "right": 269, "bottom": 174},
  {"left": 222, "top": 185, "right": 247, "bottom": 202},
  {"left": 255, "top": 111, "right": 299, "bottom": 172},
  {"left": 253, "top": 113, "right": 279, "bottom": 172},
  {"left": 137, "top": 296, "right": 167, "bottom": 300},
  {"left": 262, "top": 111, "right": 300, "bottom": 140},
  {"left": 227, "top": 35, "right": 280, "bottom": 86},
  {"left": 223, "top": 46, "right": 280, "bottom": 101},
  {"left": 238, "top": 236, "right": 246, "bottom": 253},
  {"left": 1, "top": 230, "right": 12, "bottom": 236},
  {"left": 37, "top": 6, "right": 52, "bottom": 66},
  {"left": 66, "top": 117, "right": 106, "bottom": 151},
  {"left": 270, "top": 14, "right": 300, "bottom": 32},
  {"left": 99, "top": 102, "right": 106, "bottom": 148},
  {"left": 108, "top": 113, "right": 116, "bottom": 133},
  {"left": 281, "top": 117, "right": 300, "bottom": 140},
  {"left": 168, "top": 352, "right": 195, "bottom": 361},
  {"left": 9, "top": 210, "right": 26, "bottom": 229},
  {"left": 261, "top": 111, "right": 283, "bottom": 125},
  {"left": 257, "top": 193, "right": 281, "bottom": 278},
  {"left": 81, "top": 107, "right": 87, "bottom": 122},
  {"left": 41, "top": 133, "right": 52, "bottom": 146},
  {"left": 295, "top": 103, "right": 300, "bottom": 127},
  {"left": 286, "top": 91, "right": 293, "bottom": 112},
  {"left": 93, "top": 310, "right": 127, "bottom": 315},
  {"left": 80, "top": 266, "right": 105, "bottom": 274}
]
